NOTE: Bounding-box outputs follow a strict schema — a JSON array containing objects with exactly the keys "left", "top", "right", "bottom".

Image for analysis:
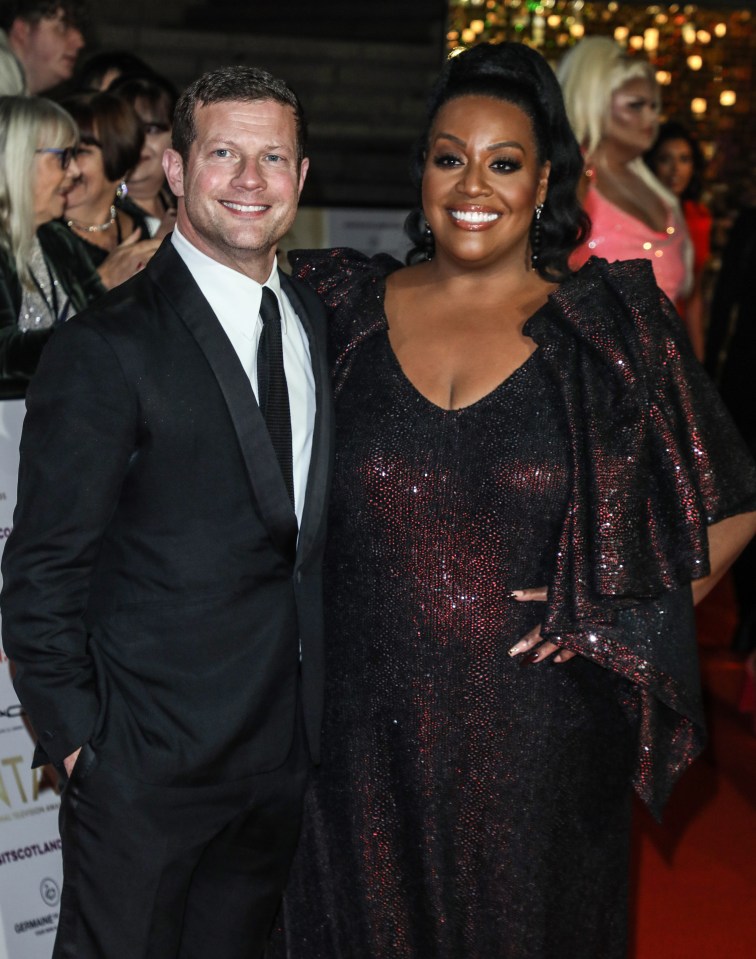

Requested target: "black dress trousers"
[{"left": 53, "top": 716, "right": 308, "bottom": 959}]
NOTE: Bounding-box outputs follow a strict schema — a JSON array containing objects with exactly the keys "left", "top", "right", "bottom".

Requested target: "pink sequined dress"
[
  {"left": 571, "top": 184, "right": 691, "bottom": 303},
  {"left": 267, "top": 252, "right": 756, "bottom": 959}
]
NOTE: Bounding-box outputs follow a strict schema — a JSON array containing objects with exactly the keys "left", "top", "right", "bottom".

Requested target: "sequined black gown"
[{"left": 268, "top": 252, "right": 756, "bottom": 959}]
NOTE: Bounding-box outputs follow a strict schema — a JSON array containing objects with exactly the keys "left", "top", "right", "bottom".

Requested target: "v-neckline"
[{"left": 381, "top": 330, "right": 543, "bottom": 414}]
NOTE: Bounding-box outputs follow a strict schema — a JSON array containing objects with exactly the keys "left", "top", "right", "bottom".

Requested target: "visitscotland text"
[{"left": 0, "top": 839, "right": 62, "bottom": 865}]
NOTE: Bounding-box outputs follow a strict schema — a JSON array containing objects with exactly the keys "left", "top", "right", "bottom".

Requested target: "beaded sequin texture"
[
  {"left": 18, "top": 236, "right": 67, "bottom": 330},
  {"left": 268, "top": 251, "right": 756, "bottom": 959}
]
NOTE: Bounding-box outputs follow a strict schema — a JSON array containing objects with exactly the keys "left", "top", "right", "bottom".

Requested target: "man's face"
[
  {"left": 11, "top": 7, "right": 84, "bottom": 93},
  {"left": 163, "top": 99, "right": 308, "bottom": 283}
]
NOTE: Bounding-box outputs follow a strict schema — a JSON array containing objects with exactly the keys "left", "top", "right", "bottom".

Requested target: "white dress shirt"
[{"left": 172, "top": 226, "right": 315, "bottom": 528}]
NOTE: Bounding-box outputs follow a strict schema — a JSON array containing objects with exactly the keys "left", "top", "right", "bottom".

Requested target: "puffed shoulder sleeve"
[
  {"left": 288, "top": 248, "right": 402, "bottom": 392},
  {"left": 529, "top": 257, "right": 756, "bottom": 816}
]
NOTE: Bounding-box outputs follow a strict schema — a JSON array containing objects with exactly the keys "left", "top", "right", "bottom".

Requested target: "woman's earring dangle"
[
  {"left": 530, "top": 204, "right": 543, "bottom": 270},
  {"left": 423, "top": 218, "right": 434, "bottom": 261}
]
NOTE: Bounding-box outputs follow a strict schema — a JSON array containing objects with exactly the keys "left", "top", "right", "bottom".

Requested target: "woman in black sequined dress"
[{"left": 268, "top": 44, "right": 756, "bottom": 959}]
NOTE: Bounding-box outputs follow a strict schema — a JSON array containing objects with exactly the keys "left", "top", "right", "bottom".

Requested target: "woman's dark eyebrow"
[{"left": 434, "top": 133, "right": 525, "bottom": 151}]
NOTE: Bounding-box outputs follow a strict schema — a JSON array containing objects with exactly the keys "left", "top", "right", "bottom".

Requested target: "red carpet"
[{"left": 630, "top": 578, "right": 756, "bottom": 958}]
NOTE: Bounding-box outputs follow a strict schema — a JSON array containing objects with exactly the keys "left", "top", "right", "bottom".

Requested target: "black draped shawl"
[{"left": 0, "top": 221, "right": 104, "bottom": 382}]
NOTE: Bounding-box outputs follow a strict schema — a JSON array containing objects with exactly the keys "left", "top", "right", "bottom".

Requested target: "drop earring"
[
  {"left": 423, "top": 218, "right": 434, "bottom": 261},
  {"left": 530, "top": 203, "right": 543, "bottom": 270},
  {"left": 116, "top": 179, "right": 129, "bottom": 200}
]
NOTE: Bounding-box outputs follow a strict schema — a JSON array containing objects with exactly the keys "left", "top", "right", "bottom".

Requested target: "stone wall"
[{"left": 84, "top": 2, "right": 448, "bottom": 207}]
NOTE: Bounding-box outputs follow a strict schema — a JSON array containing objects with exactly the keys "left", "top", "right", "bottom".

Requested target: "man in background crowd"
[{"left": 0, "top": 0, "right": 86, "bottom": 94}]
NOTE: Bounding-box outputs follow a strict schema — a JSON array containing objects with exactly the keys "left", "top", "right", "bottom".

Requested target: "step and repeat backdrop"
[{"left": 0, "top": 399, "right": 63, "bottom": 959}]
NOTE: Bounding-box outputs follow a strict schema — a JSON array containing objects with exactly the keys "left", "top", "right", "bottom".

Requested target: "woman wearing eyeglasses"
[{"left": 0, "top": 95, "right": 103, "bottom": 381}]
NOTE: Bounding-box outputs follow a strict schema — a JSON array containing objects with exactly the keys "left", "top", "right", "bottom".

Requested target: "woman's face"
[
  {"left": 421, "top": 95, "right": 550, "bottom": 272},
  {"left": 604, "top": 77, "right": 660, "bottom": 158},
  {"left": 33, "top": 142, "right": 80, "bottom": 226},
  {"left": 126, "top": 98, "right": 171, "bottom": 201},
  {"left": 652, "top": 137, "right": 695, "bottom": 198},
  {"left": 64, "top": 123, "right": 118, "bottom": 216}
]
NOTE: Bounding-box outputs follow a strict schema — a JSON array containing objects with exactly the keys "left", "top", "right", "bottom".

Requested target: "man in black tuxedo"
[{"left": 1, "top": 65, "right": 332, "bottom": 959}]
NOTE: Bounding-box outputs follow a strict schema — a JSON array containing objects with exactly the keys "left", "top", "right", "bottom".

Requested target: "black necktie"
[{"left": 257, "top": 288, "right": 294, "bottom": 507}]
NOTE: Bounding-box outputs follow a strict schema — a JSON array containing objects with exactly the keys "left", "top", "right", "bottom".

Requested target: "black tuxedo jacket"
[{"left": 1, "top": 239, "right": 333, "bottom": 786}]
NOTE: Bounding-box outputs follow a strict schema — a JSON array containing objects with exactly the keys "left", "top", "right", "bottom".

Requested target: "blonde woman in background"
[
  {"left": 0, "top": 96, "right": 102, "bottom": 381},
  {"left": 557, "top": 38, "right": 698, "bottom": 350}
]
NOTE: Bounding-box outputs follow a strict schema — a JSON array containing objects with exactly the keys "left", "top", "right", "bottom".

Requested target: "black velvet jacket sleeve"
[
  {"left": 0, "top": 223, "right": 105, "bottom": 381},
  {"left": 0, "top": 246, "right": 53, "bottom": 378}
]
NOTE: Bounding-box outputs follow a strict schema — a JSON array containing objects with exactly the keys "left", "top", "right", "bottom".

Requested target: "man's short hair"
[
  {"left": 172, "top": 65, "right": 307, "bottom": 168},
  {"left": 0, "top": 1, "right": 88, "bottom": 32}
]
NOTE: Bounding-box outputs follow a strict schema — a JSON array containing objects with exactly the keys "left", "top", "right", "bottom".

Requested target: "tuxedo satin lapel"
[
  {"left": 146, "top": 241, "right": 298, "bottom": 559},
  {"left": 281, "top": 272, "right": 333, "bottom": 564}
]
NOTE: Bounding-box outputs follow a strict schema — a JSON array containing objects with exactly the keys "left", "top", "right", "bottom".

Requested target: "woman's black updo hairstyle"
[{"left": 405, "top": 42, "right": 589, "bottom": 281}]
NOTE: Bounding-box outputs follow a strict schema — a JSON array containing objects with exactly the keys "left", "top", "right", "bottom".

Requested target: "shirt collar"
[{"left": 171, "top": 224, "right": 285, "bottom": 335}]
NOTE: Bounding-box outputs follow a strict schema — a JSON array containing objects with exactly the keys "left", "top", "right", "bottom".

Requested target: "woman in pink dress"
[
  {"left": 557, "top": 39, "right": 694, "bottom": 338},
  {"left": 646, "top": 121, "right": 712, "bottom": 359}
]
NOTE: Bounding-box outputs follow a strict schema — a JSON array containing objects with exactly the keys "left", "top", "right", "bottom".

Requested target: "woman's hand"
[
  {"left": 96, "top": 229, "right": 161, "bottom": 290},
  {"left": 507, "top": 587, "right": 577, "bottom": 664}
]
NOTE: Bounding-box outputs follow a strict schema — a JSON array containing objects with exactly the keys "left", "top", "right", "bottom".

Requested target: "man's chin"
[
  {"left": 39, "top": 72, "right": 70, "bottom": 91},
  {"left": 58, "top": 60, "right": 78, "bottom": 82}
]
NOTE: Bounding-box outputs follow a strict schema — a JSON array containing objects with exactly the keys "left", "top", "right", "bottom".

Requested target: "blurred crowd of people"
[
  {"left": 0, "top": 4, "right": 754, "bottom": 654},
  {"left": 1, "top": 1, "right": 172, "bottom": 381}
]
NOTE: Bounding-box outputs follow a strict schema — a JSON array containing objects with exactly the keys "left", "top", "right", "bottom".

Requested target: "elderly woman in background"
[
  {"left": 0, "top": 95, "right": 102, "bottom": 380},
  {"left": 109, "top": 73, "right": 178, "bottom": 237},
  {"left": 60, "top": 91, "right": 160, "bottom": 287},
  {"left": 646, "top": 120, "right": 712, "bottom": 358},
  {"left": 558, "top": 38, "right": 694, "bottom": 319}
]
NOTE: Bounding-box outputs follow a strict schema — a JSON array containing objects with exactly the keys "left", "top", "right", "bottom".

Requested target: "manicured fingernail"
[
  {"left": 509, "top": 590, "right": 524, "bottom": 599},
  {"left": 508, "top": 644, "right": 522, "bottom": 657},
  {"left": 519, "top": 650, "right": 541, "bottom": 667}
]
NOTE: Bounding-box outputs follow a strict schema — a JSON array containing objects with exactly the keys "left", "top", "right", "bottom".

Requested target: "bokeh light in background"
[
  {"left": 447, "top": 1, "right": 755, "bottom": 235},
  {"left": 447, "top": 2, "right": 750, "bottom": 124}
]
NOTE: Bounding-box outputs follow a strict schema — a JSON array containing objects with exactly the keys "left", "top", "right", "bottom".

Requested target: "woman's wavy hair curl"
[{"left": 405, "top": 43, "right": 589, "bottom": 281}]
